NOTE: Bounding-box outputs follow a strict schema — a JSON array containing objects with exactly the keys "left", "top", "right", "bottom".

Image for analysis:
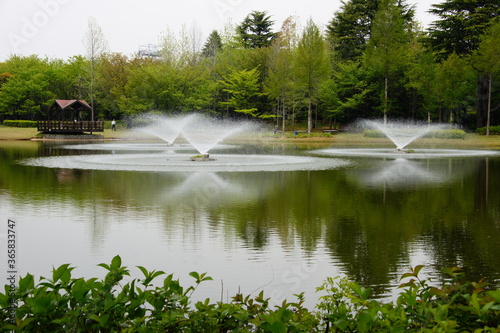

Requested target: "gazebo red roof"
[{"left": 53, "top": 100, "right": 91, "bottom": 110}]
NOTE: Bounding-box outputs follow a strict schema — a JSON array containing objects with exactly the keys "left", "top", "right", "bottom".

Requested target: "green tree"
[
  {"left": 471, "top": 20, "right": 500, "bottom": 135},
  {"left": 237, "top": 11, "right": 277, "bottom": 49},
  {"left": 405, "top": 44, "right": 440, "bottom": 122},
  {"left": 364, "top": 0, "right": 412, "bottom": 123},
  {"left": 124, "top": 58, "right": 213, "bottom": 114},
  {"left": 202, "top": 30, "right": 223, "bottom": 58},
  {"left": 435, "top": 53, "right": 476, "bottom": 125},
  {"left": 219, "top": 67, "right": 262, "bottom": 117},
  {"left": 326, "top": 0, "right": 379, "bottom": 61},
  {"left": 321, "top": 60, "right": 373, "bottom": 124},
  {"left": 265, "top": 16, "right": 299, "bottom": 131},
  {"left": 0, "top": 56, "right": 54, "bottom": 120},
  {"left": 295, "top": 19, "right": 330, "bottom": 133},
  {"left": 427, "top": 0, "right": 500, "bottom": 59},
  {"left": 96, "top": 53, "right": 130, "bottom": 119},
  {"left": 427, "top": 0, "right": 499, "bottom": 128}
]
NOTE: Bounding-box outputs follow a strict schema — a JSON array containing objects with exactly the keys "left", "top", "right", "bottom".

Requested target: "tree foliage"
[
  {"left": 237, "top": 10, "right": 277, "bottom": 49},
  {"left": 295, "top": 19, "right": 330, "bottom": 133},
  {"left": 0, "top": 6, "right": 498, "bottom": 130},
  {"left": 327, "top": 0, "right": 379, "bottom": 61},
  {"left": 1, "top": 258, "right": 500, "bottom": 332},
  {"left": 427, "top": 0, "right": 500, "bottom": 58}
]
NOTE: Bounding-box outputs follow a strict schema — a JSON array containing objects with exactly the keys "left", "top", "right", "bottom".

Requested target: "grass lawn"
[{"left": 1, "top": 125, "right": 499, "bottom": 150}]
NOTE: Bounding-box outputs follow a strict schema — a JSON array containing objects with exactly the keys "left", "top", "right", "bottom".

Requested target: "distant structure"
[
  {"left": 37, "top": 99, "right": 103, "bottom": 134},
  {"left": 138, "top": 44, "right": 160, "bottom": 58}
]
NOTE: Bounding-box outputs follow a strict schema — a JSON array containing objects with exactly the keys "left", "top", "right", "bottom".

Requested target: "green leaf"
[
  {"left": 111, "top": 255, "right": 122, "bottom": 269},
  {"left": 52, "top": 263, "right": 73, "bottom": 284},
  {"left": 189, "top": 271, "right": 200, "bottom": 281},
  {"left": 18, "top": 273, "right": 34, "bottom": 293},
  {"left": 137, "top": 265, "right": 149, "bottom": 279},
  {"left": 265, "top": 321, "right": 287, "bottom": 333},
  {"left": 97, "top": 263, "right": 111, "bottom": 271},
  {"left": 413, "top": 265, "right": 424, "bottom": 277}
]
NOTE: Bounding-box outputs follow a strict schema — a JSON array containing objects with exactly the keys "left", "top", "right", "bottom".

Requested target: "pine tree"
[
  {"left": 202, "top": 30, "right": 223, "bottom": 58},
  {"left": 327, "top": 0, "right": 379, "bottom": 60},
  {"left": 237, "top": 11, "right": 277, "bottom": 49},
  {"left": 427, "top": 0, "right": 500, "bottom": 59}
]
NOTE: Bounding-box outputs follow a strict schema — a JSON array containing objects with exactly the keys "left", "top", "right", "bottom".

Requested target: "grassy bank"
[{"left": 1, "top": 125, "right": 500, "bottom": 149}]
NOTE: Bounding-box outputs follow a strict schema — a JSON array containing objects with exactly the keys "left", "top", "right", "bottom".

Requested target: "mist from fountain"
[
  {"left": 139, "top": 114, "right": 196, "bottom": 145},
  {"left": 180, "top": 115, "right": 253, "bottom": 155},
  {"left": 139, "top": 113, "right": 254, "bottom": 155},
  {"left": 363, "top": 120, "right": 446, "bottom": 150}
]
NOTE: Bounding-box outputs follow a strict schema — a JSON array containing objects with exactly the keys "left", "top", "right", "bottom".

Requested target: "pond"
[{"left": 1, "top": 139, "right": 499, "bottom": 308}]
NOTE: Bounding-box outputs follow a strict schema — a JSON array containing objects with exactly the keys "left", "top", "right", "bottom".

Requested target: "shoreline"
[{"left": 1, "top": 126, "right": 499, "bottom": 150}]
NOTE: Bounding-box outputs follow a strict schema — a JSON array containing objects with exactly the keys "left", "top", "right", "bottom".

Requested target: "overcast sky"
[{"left": 0, "top": 0, "right": 439, "bottom": 62}]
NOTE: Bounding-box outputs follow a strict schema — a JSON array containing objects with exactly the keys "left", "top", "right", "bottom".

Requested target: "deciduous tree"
[
  {"left": 83, "top": 17, "right": 108, "bottom": 123},
  {"left": 295, "top": 19, "right": 330, "bottom": 133},
  {"left": 364, "top": 0, "right": 412, "bottom": 123},
  {"left": 471, "top": 20, "right": 500, "bottom": 135}
]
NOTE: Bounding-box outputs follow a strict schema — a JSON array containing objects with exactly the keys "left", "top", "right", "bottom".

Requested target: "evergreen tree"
[
  {"left": 202, "top": 30, "right": 223, "bottom": 58},
  {"left": 427, "top": 0, "right": 500, "bottom": 59},
  {"left": 327, "top": 0, "right": 414, "bottom": 61},
  {"left": 427, "top": 0, "right": 499, "bottom": 127},
  {"left": 237, "top": 11, "right": 277, "bottom": 49},
  {"left": 327, "top": 0, "right": 379, "bottom": 61}
]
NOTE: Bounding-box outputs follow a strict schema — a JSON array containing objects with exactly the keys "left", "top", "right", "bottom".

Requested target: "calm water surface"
[{"left": 1, "top": 140, "right": 499, "bottom": 307}]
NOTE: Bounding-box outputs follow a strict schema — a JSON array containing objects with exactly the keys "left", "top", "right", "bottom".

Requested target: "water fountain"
[
  {"left": 139, "top": 113, "right": 196, "bottom": 146},
  {"left": 313, "top": 120, "right": 500, "bottom": 159},
  {"left": 138, "top": 113, "right": 254, "bottom": 161},
  {"left": 362, "top": 120, "right": 445, "bottom": 151},
  {"left": 22, "top": 113, "right": 351, "bottom": 172}
]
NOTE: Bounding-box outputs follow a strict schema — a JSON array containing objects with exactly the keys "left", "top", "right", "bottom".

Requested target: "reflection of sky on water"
[{"left": 344, "top": 157, "right": 482, "bottom": 189}]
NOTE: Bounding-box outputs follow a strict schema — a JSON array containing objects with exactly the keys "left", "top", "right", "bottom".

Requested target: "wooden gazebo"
[{"left": 37, "top": 100, "right": 103, "bottom": 133}]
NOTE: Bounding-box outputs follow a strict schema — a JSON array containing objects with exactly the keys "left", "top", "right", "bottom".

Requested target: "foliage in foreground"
[{"left": 1, "top": 257, "right": 500, "bottom": 332}]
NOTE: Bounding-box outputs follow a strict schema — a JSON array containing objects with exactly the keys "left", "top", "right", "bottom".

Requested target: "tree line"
[{"left": 0, "top": 0, "right": 498, "bottom": 133}]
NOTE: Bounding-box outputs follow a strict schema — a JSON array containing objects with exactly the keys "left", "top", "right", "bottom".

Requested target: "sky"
[{"left": 0, "top": 0, "right": 439, "bottom": 62}]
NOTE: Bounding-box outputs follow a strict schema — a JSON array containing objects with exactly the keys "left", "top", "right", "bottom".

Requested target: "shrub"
[
  {"left": 363, "top": 129, "right": 386, "bottom": 138},
  {"left": 1, "top": 258, "right": 499, "bottom": 332},
  {"left": 476, "top": 126, "right": 500, "bottom": 135},
  {"left": 363, "top": 129, "right": 467, "bottom": 139},
  {"left": 2, "top": 120, "right": 38, "bottom": 128},
  {"left": 426, "top": 129, "right": 466, "bottom": 139}
]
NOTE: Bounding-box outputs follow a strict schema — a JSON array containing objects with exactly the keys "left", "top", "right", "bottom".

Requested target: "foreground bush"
[
  {"left": 2, "top": 120, "right": 37, "bottom": 128},
  {"left": 1, "top": 257, "right": 499, "bottom": 332}
]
